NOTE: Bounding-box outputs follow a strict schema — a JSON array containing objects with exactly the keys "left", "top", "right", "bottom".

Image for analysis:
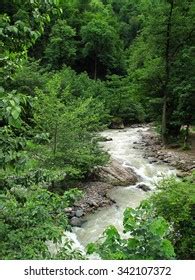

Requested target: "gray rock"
[
  {"left": 176, "top": 172, "right": 189, "bottom": 178},
  {"left": 109, "top": 117, "right": 125, "bottom": 129},
  {"left": 100, "top": 137, "right": 113, "bottom": 142},
  {"left": 148, "top": 157, "right": 158, "bottom": 163},
  {"left": 88, "top": 200, "right": 98, "bottom": 207},
  {"left": 136, "top": 183, "right": 151, "bottom": 192},
  {"left": 64, "top": 207, "right": 73, "bottom": 213},
  {"left": 70, "top": 217, "right": 82, "bottom": 227},
  {"left": 189, "top": 165, "right": 195, "bottom": 171},
  {"left": 163, "top": 158, "right": 171, "bottom": 163},
  {"left": 158, "top": 156, "right": 164, "bottom": 160},
  {"left": 95, "top": 159, "right": 138, "bottom": 186},
  {"left": 167, "top": 143, "right": 180, "bottom": 149},
  {"left": 105, "top": 137, "right": 113, "bottom": 141},
  {"left": 69, "top": 211, "right": 76, "bottom": 217},
  {"left": 75, "top": 209, "right": 84, "bottom": 217},
  {"left": 144, "top": 142, "right": 150, "bottom": 147}
]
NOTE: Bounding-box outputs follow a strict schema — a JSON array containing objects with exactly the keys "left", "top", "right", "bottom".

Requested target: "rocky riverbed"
[
  {"left": 67, "top": 159, "right": 138, "bottom": 227},
  {"left": 66, "top": 124, "right": 195, "bottom": 227},
  {"left": 132, "top": 124, "right": 195, "bottom": 175}
]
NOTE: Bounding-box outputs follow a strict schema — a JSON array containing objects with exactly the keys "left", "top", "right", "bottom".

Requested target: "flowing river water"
[{"left": 66, "top": 127, "right": 177, "bottom": 253}]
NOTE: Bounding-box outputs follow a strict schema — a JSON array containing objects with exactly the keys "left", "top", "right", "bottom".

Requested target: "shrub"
[
  {"left": 0, "top": 186, "right": 84, "bottom": 259},
  {"left": 151, "top": 176, "right": 195, "bottom": 259},
  {"left": 87, "top": 201, "right": 175, "bottom": 260},
  {"left": 33, "top": 78, "right": 109, "bottom": 179}
]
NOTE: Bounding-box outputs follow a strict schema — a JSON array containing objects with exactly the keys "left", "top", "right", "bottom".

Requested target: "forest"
[{"left": 0, "top": 0, "right": 195, "bottom": 260}]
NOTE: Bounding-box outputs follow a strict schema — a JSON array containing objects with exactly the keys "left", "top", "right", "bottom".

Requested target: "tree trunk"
[
  {"left": 184, "top": 124, "right": 190, "bottom": 148},
  {"left": 161, "top": 0, "right": 174, "bottom": 145},
  {"left": 94, "top": 55, "right": 97, "bottom": 80},
  {"left": 53, "top": 122, "right": 58, "bottom": 156},
  {"left": 161, "top": 93, "right": 167, "bottom": 145}
]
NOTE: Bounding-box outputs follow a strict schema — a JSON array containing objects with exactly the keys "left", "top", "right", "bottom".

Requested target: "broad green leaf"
[
  {"left": 149, "top": 217, "right": 169, "bottom": 237},
  {"left": 11, "top": 109, "right": 20, "bottom": 120}
]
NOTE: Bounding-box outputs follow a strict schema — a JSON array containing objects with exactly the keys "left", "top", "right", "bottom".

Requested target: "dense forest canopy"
[{"left": 0, "top": 0, "right": 195, "bottom": 260}]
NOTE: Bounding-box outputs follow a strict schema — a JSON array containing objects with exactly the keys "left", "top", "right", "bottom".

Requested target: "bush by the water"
[
  {"left": 151, "top": 175, "right": 195, "bottom": 259},
  {"left": 0, "top": 186, "right": 84, "bottom": 259},
  {"left": 87, "top": 176, "right": 195, "bottom": 260}
]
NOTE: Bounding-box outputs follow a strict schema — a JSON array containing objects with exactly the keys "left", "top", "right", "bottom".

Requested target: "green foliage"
[
  {"left": 87, "top": 201, "right": 175, "bottom": 260},
  {"left": 127, "top": 0, "right": 195, "bottom": 141},
  {"left": 151, "top": 176, "right": 195, "bottom": 259},
  {"left": 33, "top": 72, "right": 109, "bottom": 179},
  {"left": 0, "top": 92, "right": 30, "bottom": 128},
  {"left": 80, "top": 15, "right": 124, "bottom": 78},
  {"left": 0, "top": 0, "right": 61, "bottom": 90},
  {"left": 0, "top": 92, "right": 32, "bottom": 170},
  {"left": 10, "top": 60, "right": 48, "bottom": 95},
  {"left": 44, "top": 19, "right": 77, "bottom": 69},
  {"left": 0, "top": 167, "right": 64, "bottom": 191},
  {"left": 1, "top": 0, "right": 194, "bottom": 261},
  {"left": 104, "top": 75, "right": 145, "bottom": 124},
  {"left": 0, "top": 185, "right": 84, "bottom": 259},
  {"left": 0, "top": 127, "right": 27, "bottom": 171}
]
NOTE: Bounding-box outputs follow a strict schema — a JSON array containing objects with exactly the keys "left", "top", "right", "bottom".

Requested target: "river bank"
[
  {"left": 133, "top": 124, "right": 195, "bottom": 175},
  {"left": 67, "top": 124, "right": 192, "bottom": 233},
  {"left": 67, "top": 159, "right": 138, "bottom": 227}
]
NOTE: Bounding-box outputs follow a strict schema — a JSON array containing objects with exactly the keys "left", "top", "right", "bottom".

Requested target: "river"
[{"left": 68, "top": 127, "right": 177, "bottom": 253}]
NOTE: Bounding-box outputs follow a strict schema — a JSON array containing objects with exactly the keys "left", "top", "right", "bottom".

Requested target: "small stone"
[
  {"left": 176, "top": 172, "right": 188, "bottom": 178},
  {"left": 88, "top": 200, "right": 98, "bottom": 207},
  {"left": 64, "top": 207, "right": 73, "bottom": 213},
  {"left": 75, "top": 209, "right": 84, "bottom": 217},
  {"left": 163, "top": 158, "right": 171, "bottom": 163},
  {"left": 70, "top": 217, "right": 82, "bottom": 227},
  {"left": 148, "top": 157, "right": 158, "bottom": 163},
  {"left": 136, "top": 183, "right": 151, "bottom": 192},
  {"left": 106, "top": 137, "right": 113, "bottom": 141}
]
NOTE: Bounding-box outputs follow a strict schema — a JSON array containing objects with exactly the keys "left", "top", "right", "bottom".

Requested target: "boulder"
[
  {"left": 64, "top": 207, "right": 73, "bottom": 213},
  {"left": 136, "top": 183, "right": 151, "bottom": 192},
  {"left": 70, "top": 217, "right": 83, "bottom": 227},
  {"left": 87, "top": 199, "right": 98, "bottom": 208},
  {"left": 148, "top": 157, "right": 158, "bottom": 164},
  {"left": 109, "top": 117, "right": 125, "bottom": 129},
  {"left": 163, "top": 158, "right": 171, "bottom": 163},
  {"left": 95, "top": 160, "right": 138, "bottom": 186},
  {"left": 176, "top": 171, "right": 189, "bottom": 178},
  {"left": 99, "top": 137, "right": 113, "bottom": 142},
  {"left": 189, "top": 165, "right": 195, "bottom": 171},
  {"left": 167, "top": 143, "right": 180, "bottom": 149},
  {"left": 75, "top": 209, "right": 84, "bottom": 218},
  {"left": 105, "top": 137, "right": 113, "bottom": 141}
]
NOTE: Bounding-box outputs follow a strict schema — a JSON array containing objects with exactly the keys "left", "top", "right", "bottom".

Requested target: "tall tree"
[
  {"left": 80, "top": 15, "right": 124, "bottom": 79},
  {"left": 128, "top": 0, "right": 195, "bottom": 144},
  {"left": 44, "top": 19, "right": 77, "bottom": 69}
]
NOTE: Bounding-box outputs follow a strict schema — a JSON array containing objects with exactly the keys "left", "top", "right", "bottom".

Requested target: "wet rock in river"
[
  {"left": 75, "top": 209, "right": 84, "bottom": 217},
  {"left": 148, "top": 157, "right": 158, "bottom": 164},
  {"left": 136, "top": 183, "right": 151, "bottom": 192},
  {"left": 94, "top": 159, "right": 138, "bottom": 186},
  {"left": 176, "top": 171, "right": 190, "bottom": 178},
  {"left": 109, "top": 117, "right": 125, "bottom": 129},
  {"left": 88, "top": 199, "right": 98, "bottom": 208},
  {"left": 64, "top": 207, "right": 73, "bottom": 213},
  {"left": 99, "top": 137, "right": 113, "bottom": 142},
  {"left": 70, "top": 217, "right": 83, "bottom": 227}
]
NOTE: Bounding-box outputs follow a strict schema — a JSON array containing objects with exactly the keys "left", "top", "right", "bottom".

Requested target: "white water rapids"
[{"left": 49, "top": 127, "right": 176, "bottom": 256}]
